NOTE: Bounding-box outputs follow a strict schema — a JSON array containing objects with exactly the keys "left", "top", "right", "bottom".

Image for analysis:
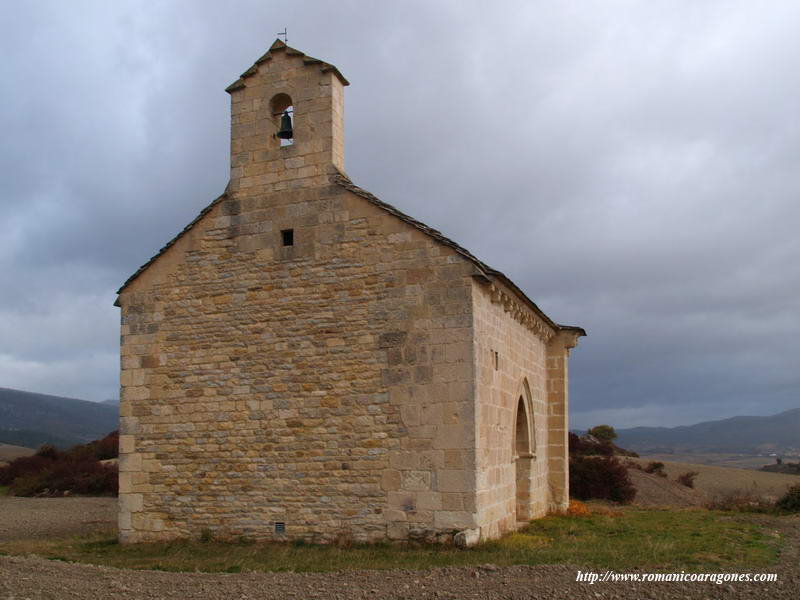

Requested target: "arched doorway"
[{"left": 513, "top": 396, "right": 534, "bottom": 524}]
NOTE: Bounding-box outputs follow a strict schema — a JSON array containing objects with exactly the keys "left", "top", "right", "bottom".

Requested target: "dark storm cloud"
[{"left": 1, "top": 1, "right": 798, "bottom": 427}]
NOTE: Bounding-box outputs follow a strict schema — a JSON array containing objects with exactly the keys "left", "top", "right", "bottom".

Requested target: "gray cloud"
[{"left": 1, "top": 1, "right": 798, "bottom": 427}]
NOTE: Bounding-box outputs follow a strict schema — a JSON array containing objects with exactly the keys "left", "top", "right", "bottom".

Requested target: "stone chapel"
[{"left": 115, "top": 40, "right": 584, "bottom": 545}]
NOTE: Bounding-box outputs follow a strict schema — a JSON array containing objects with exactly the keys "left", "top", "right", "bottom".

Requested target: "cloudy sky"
[{"left": 2, "top": 1, "right": 798, "bottom": 429}]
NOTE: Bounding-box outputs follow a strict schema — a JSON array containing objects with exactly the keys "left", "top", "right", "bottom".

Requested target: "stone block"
[
  {"left": 399, "top": 405, "right": 419, "bottom": 427},
  {"left": 125, "top": 386, "right": 150, "bottom": 401},
  {"left": 418, "top": 450, "right": 444, "bottom": 470},
  {"left": 387, "top": 492, "right": 416, "bottom": 512},
  {"left": 441, "top": 493, "right": 463, "bottom": 511},
  {"left": 120, "top": 493, "right": 143, "bottom": 513},
  {"left": 380, "top": 470, "right": 401, "bottom": 491},
  {"left": 119, "top": 453, "right": 142, "bottom": 473},
  {"left": 389, "top": 451, "right": 418, "bottom": 470},
  {"left": 437, "top": 469, "right": 472, "bottom": 493},
  {"left": 415, "top": 492, "right": 442, "bottom": 511},
  {"left": 118, "top": 511, "right": 132, "bottom": 531},
  {"left": 402, "top": 470, "right": 431, "bottom": 491},
  {"left": 433, "top": 425, "right": 471, "bottom": 450},
  {"left": 434, "top": 511, "right": 473, "bottom": 530},
  {"left": 384, "top": 509, "right": 407, "bottom": 522},
  {"left": 119, "top": 472, "right": 132, "bottom": 494},
  {"left": 119, "top": 434, "right": 135, "bottom": 454},
  {"left": 444, "top": 449, "right": 464, "bottom": 469},
  {"left": 387, "top": 522, "right": 409, "bottom": 540}
]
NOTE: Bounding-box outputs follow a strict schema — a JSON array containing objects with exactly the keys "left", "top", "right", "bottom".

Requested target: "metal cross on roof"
[{"left": 277, "top": 28, "right": 288, "bottom": 44}]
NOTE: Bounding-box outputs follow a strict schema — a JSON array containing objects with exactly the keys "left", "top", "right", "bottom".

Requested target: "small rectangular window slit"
[
  {"left": 281, "top": 229, "right": 294, "bottom": 247},
  {"left": 275, "top": 521, "right": 286, "bottom": 534}
]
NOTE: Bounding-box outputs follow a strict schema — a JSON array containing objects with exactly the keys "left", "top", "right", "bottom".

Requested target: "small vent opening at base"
[{"left": 275, "top": 522, "right": 286, "bottom": 534}]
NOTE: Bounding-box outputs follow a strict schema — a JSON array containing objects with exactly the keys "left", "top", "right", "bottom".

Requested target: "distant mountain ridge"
[
  {"left": 615, "top": 408, "right": 800, "bottom": 455},
  {"left": 0, "top": 387, "right": 118, "bottom": 449}
]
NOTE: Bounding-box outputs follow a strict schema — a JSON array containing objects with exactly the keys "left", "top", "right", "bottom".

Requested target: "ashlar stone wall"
[
  {"left": 118, "top": 180, "right": 480, "bottom": 543},
  {"left": 472, "top": 280, "right": 552, "bottom": 540}
]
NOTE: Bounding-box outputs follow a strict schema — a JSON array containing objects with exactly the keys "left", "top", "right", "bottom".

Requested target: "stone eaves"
[{"left": 225, "top": 39, "right": 349, "bottom": 93}]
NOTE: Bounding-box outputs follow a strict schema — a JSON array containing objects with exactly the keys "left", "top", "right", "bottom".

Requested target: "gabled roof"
[
  {"left": 115, "top": 188, "right": 229, "bottom": 301},
  {"left": 115, "top": 172, "right": 585, "bottom": 337},
  {"left": 225, "top": 39, "right": 349, "bottom": 93},
  {"left": 332, "top": 173, "right": 585, "bottom": 336}
]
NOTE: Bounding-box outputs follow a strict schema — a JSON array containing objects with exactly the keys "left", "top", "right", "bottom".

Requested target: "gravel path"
[
  {"left": 0, "top": 555, "right": 795, "bottom": 600},
  {"left": 0, "top": 497, "right": 797, "bottom": 599}
]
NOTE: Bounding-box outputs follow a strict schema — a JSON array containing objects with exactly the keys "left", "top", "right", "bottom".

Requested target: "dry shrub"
[
  {"left": 0, "top": 455, "right": 56, "bottom": 485},
  {"left": 569, "top": 455, "right": 636, "bottom": 504},
  {"left": 708, "top": 483, "right": 800, "bottom": 514},
  {"left": 569, "top": 432, "right": 613, "bottom": 456},
  {"left": 776, "top": 483, "right": 800, "bottom": 512},
  {"left": 586, "top": 425, "right": 617, "bottom": 443},
  {"left": 705, "top": 490, "right": 775, "bottom": 513},
  {"left": 9, "top": 459, "right": 118, "bottom": 497},
  {"left": 335, "top": 535, "right": 355, "bottom": 548},
  {"left": 84, "top": 431, "right": 119, "bottom": 461},
  {"left": 568, "top": 432, "right": 638, "bottom": 458},
  {"left": 567, "top": 500, "right": 591, "bottom": 517},
  {"left": 35, "top": 444, "right": 60, "bottom": 460},
  {"left": 615, "top": 447, "right": 639, "bottom": 458},
  {"left": 0, "top": 432, "right": 119, "bottom": 496},
  {"left": 676, "top": 471, "right": 699, "bottom": 488},
  {"left": 67, "top": 431, "right": 119, "bottom": 461},
  {"left": 644, "top": 461, "right": 667, "bottom": 478}
]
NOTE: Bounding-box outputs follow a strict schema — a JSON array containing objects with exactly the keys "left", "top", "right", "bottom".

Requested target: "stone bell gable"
[
  {"left": 226, "top": 39, "right": 347, "bottom": 194},
  {"left": 115, "top": 40, "right": 584, "bottom": 545}
]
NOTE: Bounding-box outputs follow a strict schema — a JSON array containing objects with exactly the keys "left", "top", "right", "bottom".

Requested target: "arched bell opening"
[
  {"left": 513, "top": 393, "right": 534, "bottom": 525},
  {"left": 270, "top": 93, "right": 294, "bottom": 146}
]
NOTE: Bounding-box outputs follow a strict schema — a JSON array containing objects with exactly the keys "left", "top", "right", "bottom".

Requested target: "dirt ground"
[
  {"left": 0, "top": 496, "right": 798, "bottom": 599},
  {"left": 628, "top": 469, "right": 708, "bottom": 508},
  {"left": 0, "top": 496, "right": 116, "bottom": 542},
  {"left": 0, "top": 443, "right": 35, "bottom": 465},
  {"left": 629, "top": 457, "right": 800, "bottom": 500},
  {"left": 639, "top": 453, "right": 788, "bottom": 471}
]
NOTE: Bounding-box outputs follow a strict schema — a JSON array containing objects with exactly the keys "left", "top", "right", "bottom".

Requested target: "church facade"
[{"left": 116, "top": 40, "right": 584, "bottom": 545}]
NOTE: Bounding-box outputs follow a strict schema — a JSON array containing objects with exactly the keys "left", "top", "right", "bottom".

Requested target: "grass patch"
[
  {"left": 512, "top": 508, "right": 779, "bottom": 569},
  {"left": 0, "top": 485, "right": 9, "bottom": 496},
  {"left": 0, "top": 508, "right": 781, "bottom": 573}
]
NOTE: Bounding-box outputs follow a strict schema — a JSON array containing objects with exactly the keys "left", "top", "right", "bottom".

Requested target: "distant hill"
[
  {"left": 0, "top": 428, "right": 77, "bottom": 449},
  {"left": 0, "top": 387, "right": 118, "bottom": 449},
  {"left": 616, "top": 408, "right": 800, "bottom": 455}
]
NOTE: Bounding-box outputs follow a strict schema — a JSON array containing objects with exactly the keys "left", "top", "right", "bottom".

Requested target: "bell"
[{"left": 277, "top": 111, "right": 293, "bottom": 139}]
